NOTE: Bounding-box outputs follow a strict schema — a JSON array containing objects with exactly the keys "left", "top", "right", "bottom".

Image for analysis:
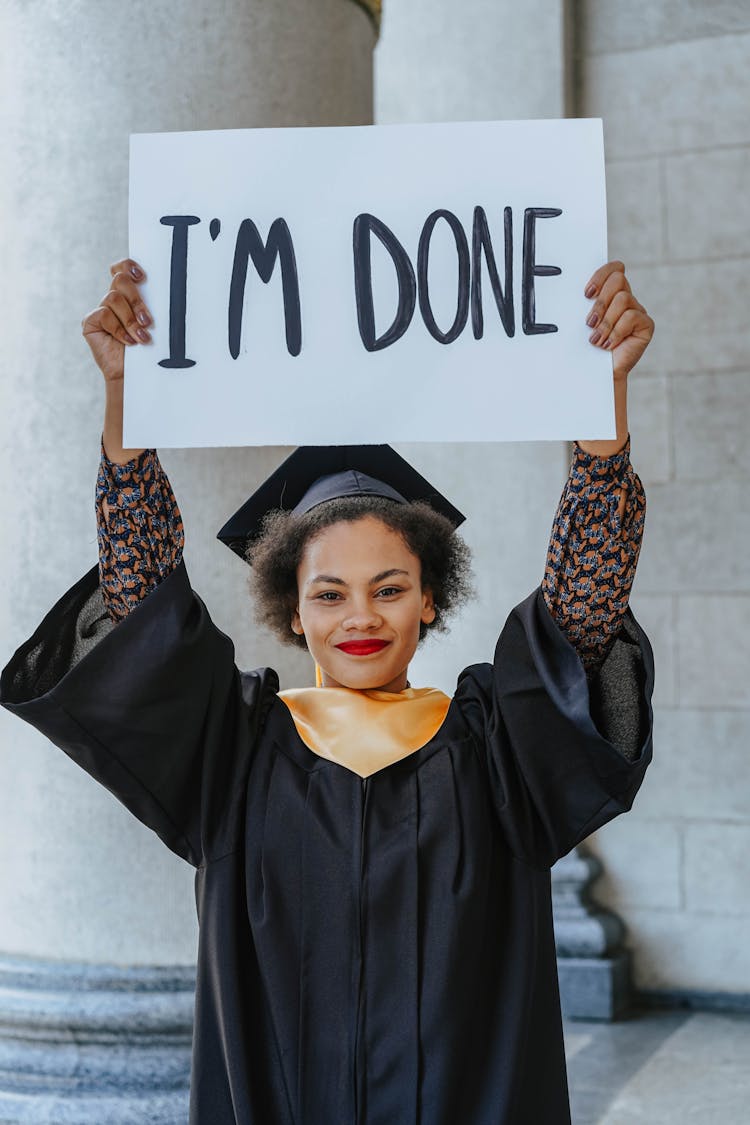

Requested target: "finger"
[
  {"left": 83, "top": 305, "right": 137, "bottom": 347},
  {"left": 584, "top": 259, "right": 627, "bottom": 300},
  {"left": 585, "top": 268, "right": 632, "bottom": 329},
  {"left": 602, "top": 308, "right": 655, "bottom": 352},
  {"left": 101, "top": 290, "right": 152, "bottom": 343},
  {"left": 589, "top": 290, "right": 637, "bottom": 345},
  {"left": 109, "top": 257, "right": 147, "bottom": 282},
  {"left": 109, "top": 270, "right": 152, "bottom": 327}
]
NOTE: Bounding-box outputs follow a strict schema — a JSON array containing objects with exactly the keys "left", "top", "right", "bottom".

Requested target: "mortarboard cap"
[{"left": 217, "top": 444, "right": 466, "bottom": 564}]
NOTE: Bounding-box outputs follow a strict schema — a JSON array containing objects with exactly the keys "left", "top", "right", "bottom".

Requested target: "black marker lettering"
[
  {"left": 471, "top": 205, "right": 514, "bottom": 339},
  {"left": 522, "top": 207, "right": 562, "bottom": 335},
  {"left": 158, "top": 215, "right": 200, "bottom": 369},
  {"left": 228, "top": 217, "right": 302, "bottom": 359},
  {"left": 352, "top": 213, "right": 417, "bottom": 352},
  {"left": 417, "top": 209, "right": 470, "bottom": 345}
]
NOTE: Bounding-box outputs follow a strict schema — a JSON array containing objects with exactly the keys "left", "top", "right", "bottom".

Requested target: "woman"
[{"left": 1, "top": 258, "right": 655, "bottom": 1124}]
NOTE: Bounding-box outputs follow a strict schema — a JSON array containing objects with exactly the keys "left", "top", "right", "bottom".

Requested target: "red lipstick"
[{"left": 335, "top": 640, "right": 391, "bottom": 656}]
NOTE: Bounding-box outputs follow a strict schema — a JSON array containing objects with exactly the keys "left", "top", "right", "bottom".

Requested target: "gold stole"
[{"left": 278, "top": 686, "right": 451, "bottom": 778}]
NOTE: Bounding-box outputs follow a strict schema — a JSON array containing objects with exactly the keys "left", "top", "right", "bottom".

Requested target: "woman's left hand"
[{"left": 584, "top": 261, "right": 655, "bottom": 382}]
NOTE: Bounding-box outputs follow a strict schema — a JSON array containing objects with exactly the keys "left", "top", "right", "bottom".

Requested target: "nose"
[{"left": 342, "top": 598, "right": 383, "bottom": 631}]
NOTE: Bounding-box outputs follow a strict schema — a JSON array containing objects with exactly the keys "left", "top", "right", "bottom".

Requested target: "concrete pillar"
[{"left": 0, "top": 0, "right": 377, "bottom": 1117}]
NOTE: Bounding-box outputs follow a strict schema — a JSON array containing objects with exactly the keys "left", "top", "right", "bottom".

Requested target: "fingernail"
[
  {"left": 585, "top": 283, "right": 596, "bottom": 298},
  {"left": 137, "top": 310, "right": 150, "bottom": 325},
  {"left": 130, "top": 266, "right": 143, "bottom": 279},
  {"left": 586, "top": 311, "right": 599, "bottom": 328},
  {"left": 136, "top": 327, "right": 149, "bottom": 342},
  {"left": 125, "top": 335, "right": 137, "bottom": 345},
  {"left": 590, "top": 331, "right": 601, "bottom": 345},
  {"left": 603, "top": 338, "right": 614, "bottom": 349}
]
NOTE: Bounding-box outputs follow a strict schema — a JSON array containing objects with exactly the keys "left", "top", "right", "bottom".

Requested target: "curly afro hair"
[{"left": 247, "top": 495, "right": 474, "bottom": 649}]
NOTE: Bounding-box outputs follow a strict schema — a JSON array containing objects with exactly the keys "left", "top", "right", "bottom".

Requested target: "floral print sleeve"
[
  {"left": 542, "top": 436, "right": 646, "bottom": 675},
  {"left": 96, "top": 442, "right": 185, "bottom": 623}
]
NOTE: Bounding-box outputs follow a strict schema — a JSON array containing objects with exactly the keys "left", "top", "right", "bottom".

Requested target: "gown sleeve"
[
  {"left": 456, "top": 591, "right": 654, "bottom": 869},
  {"left": 0, "top": 559, "right": 278, "bottom": 867},
  {"left": 456, "top": 439, "right": 653, "bottom": 869}
]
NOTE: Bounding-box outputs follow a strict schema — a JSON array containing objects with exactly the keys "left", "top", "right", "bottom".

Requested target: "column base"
[
  {"left": 0, "top": 954, "right": 194, "bottom": 1124},
  {"left": 557, "top": 950, "right": 631, "bottom": 1021}
]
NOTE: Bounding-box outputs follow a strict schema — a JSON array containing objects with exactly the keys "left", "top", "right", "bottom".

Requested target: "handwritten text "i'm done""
[{"left": 158, "top": 206, "right": 563, "bottom": 369}]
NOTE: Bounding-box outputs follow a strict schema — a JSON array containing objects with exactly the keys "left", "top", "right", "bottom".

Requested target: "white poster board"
[{"left": 125, "top": 119, "right": 613, "bottom": 448}]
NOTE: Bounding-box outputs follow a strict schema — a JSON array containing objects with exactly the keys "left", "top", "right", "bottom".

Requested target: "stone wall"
[{"left": 577, "top": 0, "right": 750, "bottom": 997}]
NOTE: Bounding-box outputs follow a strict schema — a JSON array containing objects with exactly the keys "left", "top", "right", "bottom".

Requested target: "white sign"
[{"left": 125, "top": 119, "right": 613, "bottom": 448}]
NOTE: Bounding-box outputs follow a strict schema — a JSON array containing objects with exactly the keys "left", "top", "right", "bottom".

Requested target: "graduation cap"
[{"left": 217, "top": 445, "right": 466, "bottom": 564}]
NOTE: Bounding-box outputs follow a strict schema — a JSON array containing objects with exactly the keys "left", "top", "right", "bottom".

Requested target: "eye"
[
  {"left": 316, "top": 591, "right": 343, "bottom": 602},
  {"left": 375, "top": 586, "right": 403, "bottom": 598}
]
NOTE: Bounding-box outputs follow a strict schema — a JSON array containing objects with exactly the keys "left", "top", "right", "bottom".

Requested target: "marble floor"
[{"left": 564, "top": 1009, "right": 750, "bottom": 1124}]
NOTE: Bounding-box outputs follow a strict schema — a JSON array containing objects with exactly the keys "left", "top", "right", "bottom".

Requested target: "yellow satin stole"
[{"left": 278, "top": 686, "right": 452, "bottom": 778}]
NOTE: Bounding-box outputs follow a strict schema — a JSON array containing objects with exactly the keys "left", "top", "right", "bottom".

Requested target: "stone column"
[{"left": 0, "top": 1, "right": 377, "bottom": 1118}]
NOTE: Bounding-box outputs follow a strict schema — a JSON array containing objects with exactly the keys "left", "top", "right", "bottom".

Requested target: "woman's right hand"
[{"left": 82, "top": 259, "right": 152, "bottom": 383}]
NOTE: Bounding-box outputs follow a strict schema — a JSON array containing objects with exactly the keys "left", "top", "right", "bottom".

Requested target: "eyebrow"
[{"left": 309, "top": 568, "right": 411, "bottom": 587}]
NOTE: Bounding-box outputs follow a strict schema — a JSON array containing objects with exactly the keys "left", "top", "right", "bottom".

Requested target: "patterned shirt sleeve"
[
  {"left": 96, "top": 442, "right": 185, "bottom": 623},
  {"left": 542, "top": 436, "right": 646, "bottom": 675}
]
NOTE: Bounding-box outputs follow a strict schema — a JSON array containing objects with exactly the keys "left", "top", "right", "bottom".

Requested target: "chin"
[
  {"left": 324, "top": 657, "right": 405, "bottom": 692},
  {"left": 340, "top": 667, "right": 392, "bottom": 689}
]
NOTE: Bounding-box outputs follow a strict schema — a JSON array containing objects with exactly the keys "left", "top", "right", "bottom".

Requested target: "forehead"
[{"left": 298, "top": 516, "right": 419, "bottom": 576}]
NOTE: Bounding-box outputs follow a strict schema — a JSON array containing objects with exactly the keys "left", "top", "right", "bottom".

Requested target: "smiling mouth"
[{"left": 335, "top": 640, "right": 391, "bottom": 656}]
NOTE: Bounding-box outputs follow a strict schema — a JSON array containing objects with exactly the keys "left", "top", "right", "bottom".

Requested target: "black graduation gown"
[{"left": 1, "top": 561, "right": 653, "bottom": 1125}]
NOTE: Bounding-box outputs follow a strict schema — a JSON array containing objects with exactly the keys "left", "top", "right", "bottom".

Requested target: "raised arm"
[
  {"left": 95, "top": 443, "right": 184, "bottom": 621},
  {"left": 1, "top": 260, "right": 274, "bottom": 867},
  {"left": 81, "top": 257, "right": 151, "bottom": 462},
  {"left": 542, "top": 261, "right": 654, "bottom": 674},
  {"left": 577, "top": 260, "right": 655, "bottom": 459},
  {"left": 82, "top": 259, "right": 184, "bottom": 621},
  {"left": 542, "top": 438, "right": 645, "bottom": 673},
  {"left": 456, "top": 264, "right": 656, "bottom": 867}
]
